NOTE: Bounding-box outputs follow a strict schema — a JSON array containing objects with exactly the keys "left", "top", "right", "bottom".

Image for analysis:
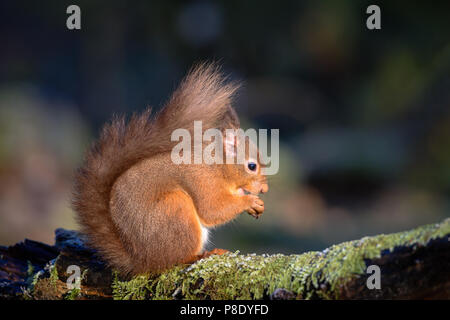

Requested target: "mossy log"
[{"left": 0, "top": 218, "right": 449, "bottom": 300}]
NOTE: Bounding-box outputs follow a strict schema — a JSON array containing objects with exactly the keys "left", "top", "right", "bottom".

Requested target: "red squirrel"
[{"left": 73, "top": 63, "right": 269, "bottom": 275}]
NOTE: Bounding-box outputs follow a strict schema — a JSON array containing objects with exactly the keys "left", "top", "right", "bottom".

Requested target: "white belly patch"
[{"left": 201, "top": 225, "right": 209, "bottom": 248}]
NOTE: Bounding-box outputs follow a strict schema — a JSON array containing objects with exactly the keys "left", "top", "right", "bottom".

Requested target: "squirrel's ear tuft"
[
  {"left": 224, "top": 130, "right": 237, "bottom": 158},
  {"left": 222, "top": 104, "right": 240, "bottom": 130}
]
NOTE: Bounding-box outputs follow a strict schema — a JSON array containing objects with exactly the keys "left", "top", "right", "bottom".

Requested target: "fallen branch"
[{"left": 0, "top": 218, "right": 449, "bottom": 299}]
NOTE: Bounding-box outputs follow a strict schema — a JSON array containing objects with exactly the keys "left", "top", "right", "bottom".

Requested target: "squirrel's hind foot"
[{"left": 193, "top": 248, "right": 230, "bottom": 262}]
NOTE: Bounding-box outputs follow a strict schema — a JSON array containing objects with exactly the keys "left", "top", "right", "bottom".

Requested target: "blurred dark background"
[{"left": 0, "top": 0, "right": 449, "bottom": 254}]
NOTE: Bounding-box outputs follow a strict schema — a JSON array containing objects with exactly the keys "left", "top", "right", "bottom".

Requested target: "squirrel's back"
[{"left": 72, "top": 63, "right": 240, "bottom": 274}]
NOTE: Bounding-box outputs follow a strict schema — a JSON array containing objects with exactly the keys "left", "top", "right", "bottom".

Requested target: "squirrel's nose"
[{"left": 260, "top": 183, "right": 269, "bottom": 194}]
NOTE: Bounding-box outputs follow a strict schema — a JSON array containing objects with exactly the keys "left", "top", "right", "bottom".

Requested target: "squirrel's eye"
[{"left": 247, "top": 162, "right": 257, "bottom": 171}]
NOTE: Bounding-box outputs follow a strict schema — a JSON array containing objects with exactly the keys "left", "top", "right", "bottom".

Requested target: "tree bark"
[{"left": 0, "top": 219, "right": 449, "bottom": 300}]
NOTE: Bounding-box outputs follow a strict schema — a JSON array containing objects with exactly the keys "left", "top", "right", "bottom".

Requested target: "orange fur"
[{"left": 72, "top": 63, "right": 268, "bottom": 275}]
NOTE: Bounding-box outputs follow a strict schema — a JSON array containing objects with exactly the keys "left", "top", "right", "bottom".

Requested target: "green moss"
[
  {"left": 112, "top": 218, "right": 450, "bottom": 300},
  {"left": 30, "top": 270, "right": 44, "bottom": 287},
  {"left": 61, "top": 268, "right": 88, "bottom": 300},
  {"left": 111, "top": 272, "right": 154, "bottom": 300},
  {"left": 49, "top": 263, "right": 59, "bottom": 287},
  {"left": 64, "top": 288, "right": 81, "bottom": 300},
  {"left": 26, "top": 261, "right": 34, "bottom": 278},
  {"left": 25, "top": 260, "right": 40, "bottom": 288}
]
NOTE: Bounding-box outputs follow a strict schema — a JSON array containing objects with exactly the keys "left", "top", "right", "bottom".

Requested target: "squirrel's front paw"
[{"left": 245, "top": 195, "right": 264, "bottom": 219}]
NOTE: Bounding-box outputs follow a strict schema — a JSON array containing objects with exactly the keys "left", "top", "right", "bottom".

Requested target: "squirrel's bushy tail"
[{"left": 72, "top": 63, "right": 240, "bottom": 274}]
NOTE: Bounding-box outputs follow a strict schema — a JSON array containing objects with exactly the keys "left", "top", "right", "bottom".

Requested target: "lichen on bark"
[
  {"left": 111, "top": 218, "right": 450, "bottom": 300},
  {"left": 1, "top": 218, "right": 448, "bottom": 299}
]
